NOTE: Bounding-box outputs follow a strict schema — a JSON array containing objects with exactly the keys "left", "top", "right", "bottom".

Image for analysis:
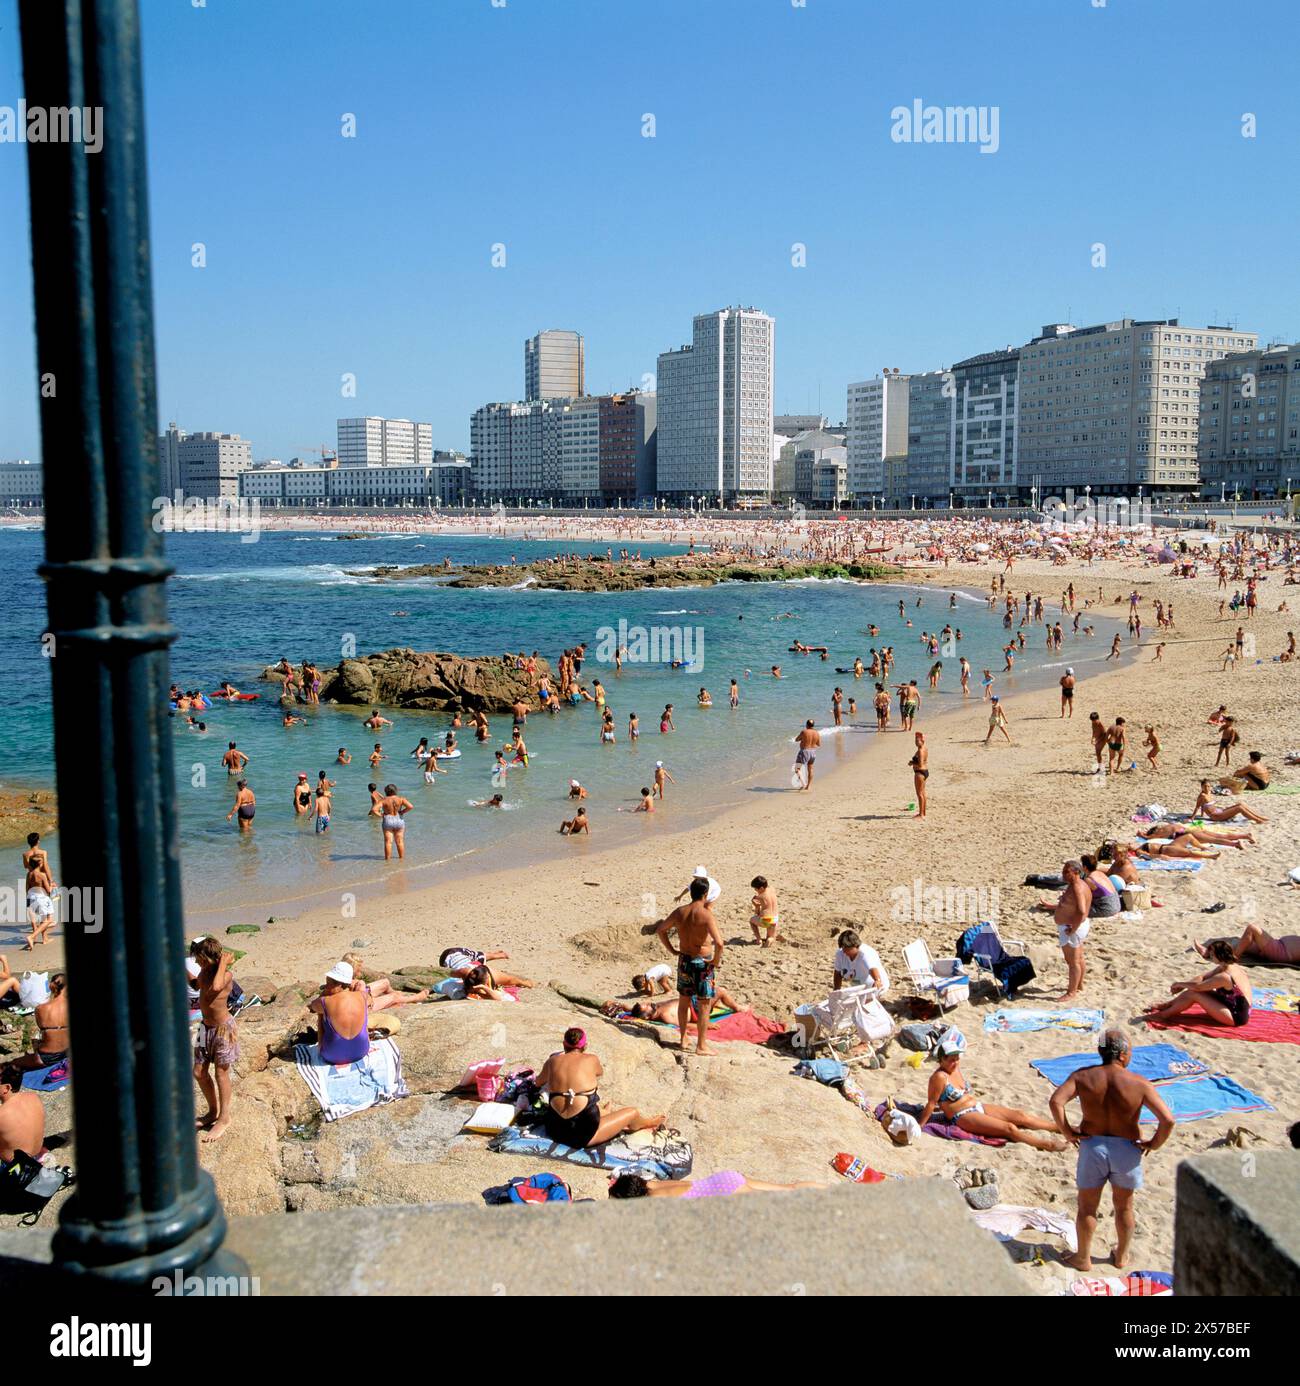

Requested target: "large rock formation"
[{"left": 262, "top": 650, "right": 552, "bottom": 712}]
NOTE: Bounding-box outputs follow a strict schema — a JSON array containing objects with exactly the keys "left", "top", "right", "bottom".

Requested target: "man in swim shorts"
[
  {"left": 656, "top": 877, "right": 725, "bottom": 1055},
  {"left": 794, "top": 720, "right": 820, "bottom": 791},
  {"left": 1049, "top": 1028, "right": 1176, "bottom": 1273}
]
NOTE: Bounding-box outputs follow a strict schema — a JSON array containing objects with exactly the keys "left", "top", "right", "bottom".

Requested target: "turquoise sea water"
[{"left": 0, "top": 529, "right": 1104, "bottom": 931}]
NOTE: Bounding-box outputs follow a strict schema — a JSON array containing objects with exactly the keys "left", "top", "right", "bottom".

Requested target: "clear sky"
[{"left": 2, "top": 0, "right": 1298, "bottom": 462}]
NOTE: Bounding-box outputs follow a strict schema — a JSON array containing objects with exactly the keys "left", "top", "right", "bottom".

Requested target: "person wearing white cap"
[
  {"left": 652, "top": 761, "right": 675, "bottom": 800},
  {"left": 309, "top": 961, "right": 371, "bottom": 1065},
  {"left": 675, "top": 866, "right": 720, "bottom": 905},
  {"left": 917, "top": 1029, "right": 1067, "bottom": 1151},
  {"left": 567, "top": 779, "right": 587, "bottom": 800},
  {"left": 1059, "top": 667, "right": 1076, "bottom": 719}
]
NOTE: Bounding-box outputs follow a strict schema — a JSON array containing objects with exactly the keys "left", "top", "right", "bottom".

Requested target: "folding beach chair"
[
  {"left": 902, "top": 938, "right": 970, "bottom": 1011},
  {"left": 965, "top": 921, "right": 1033, "bottom": 998},
  {"left": 792, "top": 984, "right": 890, "bottom": 1056}
]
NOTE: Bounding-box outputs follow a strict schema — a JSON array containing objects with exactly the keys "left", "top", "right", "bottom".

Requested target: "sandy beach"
[{"left": 9, "top": 541, "right": 1298, "bottom": 1290}]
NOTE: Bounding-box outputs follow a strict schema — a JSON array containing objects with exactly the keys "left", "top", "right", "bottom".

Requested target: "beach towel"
[
  {"left": 792, "top": 1058, "right": 846, "bottom": 1085},
  {"left": 641, "top": 1007, "right": 783, "bottom": 1044},
  {"left": 971, "top": 1204, "right": 1078, "bottom": 1253},
  {"left": 1252, "top": 987, "right": 1300, "bottom": 1013},
  {"left": 19, "top": 1057, "right": 70, "bottom": 1093},
  {"left": 1067, "top": 1272, "right": 1173, "bottom": 1297},
  {"left": 1134, "top": 858, "right": 1203, "bottom": 872},
  {"left": 487, "top": 1125, "right": 693, "bottom": 1180},
  {"left": 293, "top": 1038, "right": 409, "bottom": 1121},
  {"left": 984, "top": 1008, "right": 1104, "bottom": 1034},
  {"left": 1030, "top": 1043, "right": 1208, "bottom": 1086},
  {"left": 873, "top": 1100, "right": 1006, "bottom": 1147},
  {"left": 1261, "top": 783, "right": 1300, "bottom": 795},
  {"left": 1146, "top": 1004, "right": 1300, "bottom": 1045},
  {"left": 1137, "top": 1072, "right": 1273, "bottom": 1124}
]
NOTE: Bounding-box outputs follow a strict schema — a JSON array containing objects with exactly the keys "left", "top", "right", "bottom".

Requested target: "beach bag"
[
  {"left": 0, "top": 1153, "right": 74, "bottom": 1226},
  {"left": 18, "top": 972, "right": 48, "bottom": 1007},
  {"left": 899, "top": 1021, "right": 951, "bottom": 1052},
  {"left": 506, "top": 1172, "right": 572, "bottom": 1205}
]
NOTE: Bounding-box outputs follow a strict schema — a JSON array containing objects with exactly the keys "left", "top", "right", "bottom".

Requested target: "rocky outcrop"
[
  {"left": 355, "top": 556, "right": 902, "bottom": 592},
  {"left": 261, "top": 650, "right": 553, "bottom": 712}
]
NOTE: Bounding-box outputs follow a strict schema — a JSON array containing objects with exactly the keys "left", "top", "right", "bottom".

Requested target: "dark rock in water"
[{"left": 261, "top": 649, "right": 553, "bottom": 713}]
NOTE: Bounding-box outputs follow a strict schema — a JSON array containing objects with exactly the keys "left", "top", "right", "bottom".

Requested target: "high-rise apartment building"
[
  {"left": 1198, "top": 343, "right": 1300, "bottom": 499},
  {"left": 1017, "top": 319, "right": 1257, "bottom": 495},
  {"left": 846, "top": 373, "right": 909, "bottom": 499},
  {"left": 899, "top": 371, "right": 952, "bottom": 507},
  {"left": 524, "top": 330, "right": 585, "bottom": 401},
  {"left": 156, "top": 424, "right": 252, "bottom": 500},
  {"left": 470, "top": 393, "right": 657, "bottom": 503},
  {"left": 951, "top": 348, "right": 1020, "bottom": 502},
  {"left": 337, "top": 417, "right": 433, "bottom": 468},
  {"left": 654, "top": 307, "right": 774, "bottom": 503}
]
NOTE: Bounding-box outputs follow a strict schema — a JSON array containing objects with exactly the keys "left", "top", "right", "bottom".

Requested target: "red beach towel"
[
  {"left": 675, "top": 1010, "right": 784, "bottom": 1044},
  {"left": 1146, "top": 1004, "right": 1300, "bottom": 1046}
]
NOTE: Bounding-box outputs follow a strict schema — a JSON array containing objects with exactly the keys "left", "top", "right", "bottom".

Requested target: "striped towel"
[{"left": 1135, "top": 858, "right": 1204, "bottom": 871}]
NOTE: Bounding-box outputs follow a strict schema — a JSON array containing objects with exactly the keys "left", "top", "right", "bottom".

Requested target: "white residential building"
[
  {"left": 0, "top": 460, "right": 42, "bottom": 503},
  {"left": 155, "top": 426, "right": 252, "bottom": 501},
  {"left": 846, "top": 373, "right": 909, "bottom": 499},
  {"left": 654, "top": 306, "right": 774, "bottom": 503},
  {"left": 336, "top": 417, "right": 433, "bottom": 468}
]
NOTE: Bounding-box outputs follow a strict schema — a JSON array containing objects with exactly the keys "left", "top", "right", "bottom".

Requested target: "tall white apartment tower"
[
  {"left": 337, "top": 417, "right": 433, "bottom": 468},
  {"left": 846, "top": 373, "right": 909, "bottom": 500},
  {"left": 524, "top": 330, "right": 585, "bottom": 401},
  {"left": 655, "top": 306, "right": 774, "bottom": 503}
]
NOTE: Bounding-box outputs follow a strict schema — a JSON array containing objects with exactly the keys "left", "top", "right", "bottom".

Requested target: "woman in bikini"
[
  {"left": 534, "top": 1029, "right": 664, "bottom": 1150},
  {"left": 917, "top": 1031, "right": 1066, "bottom": 1151},
  {"left": 1138, "top": 942, "right": 1253, "bottom": 1028},
  {"left": 1196, "top": 925, "right": 1300, "bottom": 966},
  {"left": 608, "top": 1170, "right": 827, "bottom": 1198},
  {"left": 1144, "top": 822, "right": 1255, "bottom": 850},
  {"left": 910, "top": 731, "right": 929, "bottom": 820},
  {"left": 1192, "top": 780, "right": 1268, "bottom": 825}
]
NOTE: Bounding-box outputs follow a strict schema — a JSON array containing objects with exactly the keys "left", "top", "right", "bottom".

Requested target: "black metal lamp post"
[{"left": 18, "top": 0, "right": 241, "bottom": 1284}]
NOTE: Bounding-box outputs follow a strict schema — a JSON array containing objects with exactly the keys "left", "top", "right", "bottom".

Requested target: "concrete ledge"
[
  {"left": 0, "top": 1180, "right": 1030, "bottom": 1295},
  {"left": 1174, "top": 1152, "right": 1300, "bottom": 1296},
  {"left": 221, "top": 1178, "right": 1026, "bottom": 1296}
]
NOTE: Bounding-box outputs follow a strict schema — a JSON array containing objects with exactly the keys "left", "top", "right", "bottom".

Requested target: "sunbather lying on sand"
[
  {"left": 1196, "top": 924, "right": 1300, "bottom": 966},
  {"left": 1136, "top": 941, "right": 1254, "bottom": 1027},
  {"left": 438, "top": 946, "right": 534, "bottom": 989},
  {"left": 607, "top": 1170, "right": 827, "bottom": 1198},
  {"left": 917, "top": 1030, "right": 1067, "bottom": 1151},
  {"left": 1125, "top": 837, "right": 1220, "bottom": 861},
  {"left": 1144, "top": 822, "right": 1256, "bottom": 849},
  {"left": 599, "top": 986, "right": 746, "bottom": 1022}
]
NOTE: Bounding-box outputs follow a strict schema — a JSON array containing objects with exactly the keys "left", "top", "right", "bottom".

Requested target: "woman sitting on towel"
[
  {"left": 1137, "top": 941, "right": 1254, "bottom": 1028},
  {"left": 309, "top": 961, "right": 371, "bottom": 1064},
  {"left": 607, "top": 1170, "right": 827, "bottom": 1199},
  {"left": 340, "top": 953, "right": 429, "bottom": 1010},
  {"left": 917, "top": 1031, "right": 1067, "bottom": 1151},
  {"left": 1192, "top": 780, "right": 1268, "bottom": 825},
  {"left": 534, "top": 1028, "right": 665, "bottom": 1150}
]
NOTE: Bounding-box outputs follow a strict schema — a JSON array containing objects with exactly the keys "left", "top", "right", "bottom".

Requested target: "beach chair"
[
  {"left": 965, "top": 921, "right": 1032, "bottom": 998},
  {"left": 902, "top": 939, "right": 970, "bottom": 1011},
  {"left": 792, "top": 984, "right": 888, "bottom": 1055}
]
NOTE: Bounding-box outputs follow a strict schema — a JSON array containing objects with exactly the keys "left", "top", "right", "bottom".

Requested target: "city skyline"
[{"left": 2, "top": 0, "right": 1299, "bottom": 466}]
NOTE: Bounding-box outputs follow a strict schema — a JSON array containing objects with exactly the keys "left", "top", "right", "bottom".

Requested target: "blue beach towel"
[
  {"left": 791, "top": 1058, "right": 846, "bottom": 1085},
  {"left": 984, "top": 1008, "right": 1104, "bottom": 1034},
  {"left": 1134, "top": 859, "right": 1203, "bottom": 872},
  {"left": 1030, "top": 1043, "right": 1208, "bottom": 1086},
  {"left": 20, "top": 1058, "right": 70, "bottom": 1093},
  {"left": 293, "top": 1038, "right": 409, "bottom": 1121},
  {"left": 1137, "top": 1073, "right": 1274, "bottom": 1125},
  {"left": 488, "top": 1125, "right": 693, "bottom": 1180}
]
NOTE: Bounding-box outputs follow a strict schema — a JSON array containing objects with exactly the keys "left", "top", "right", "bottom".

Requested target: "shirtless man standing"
[
  {"left": 24, "top": 859, "right": 57, "bottom": 949},
  {"left": 1040, "top": 860, "right": 1092, "bottom": 1002},
  {"left": 221, "top": 742, "right": 248, "bottom": 776},
  {"left": 192, "top": 937, "right": 238, "bottom": 1141},
  {"left": 0, "top": 1063, "right": 45, "bottom": 1168},
  {"left": 1059, "top": 668, "right": 1075, "bottom": 719},
  {"left": 655, "top": 877, "right": 726, "bottom": 1055},
  {"left": 1049, "top": 1028, "right": 1176, "bottom": 1272},
  {"left": 794, "top": 720, "right": 821, "bottom": 791},
  {"left": 1088, "top": 711, "right": 1108, "bottom": 770}
]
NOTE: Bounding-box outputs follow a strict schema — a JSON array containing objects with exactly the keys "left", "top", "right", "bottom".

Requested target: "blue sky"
[{"left": 2, "top": 0, "right": 1298, "bottom": 461}]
